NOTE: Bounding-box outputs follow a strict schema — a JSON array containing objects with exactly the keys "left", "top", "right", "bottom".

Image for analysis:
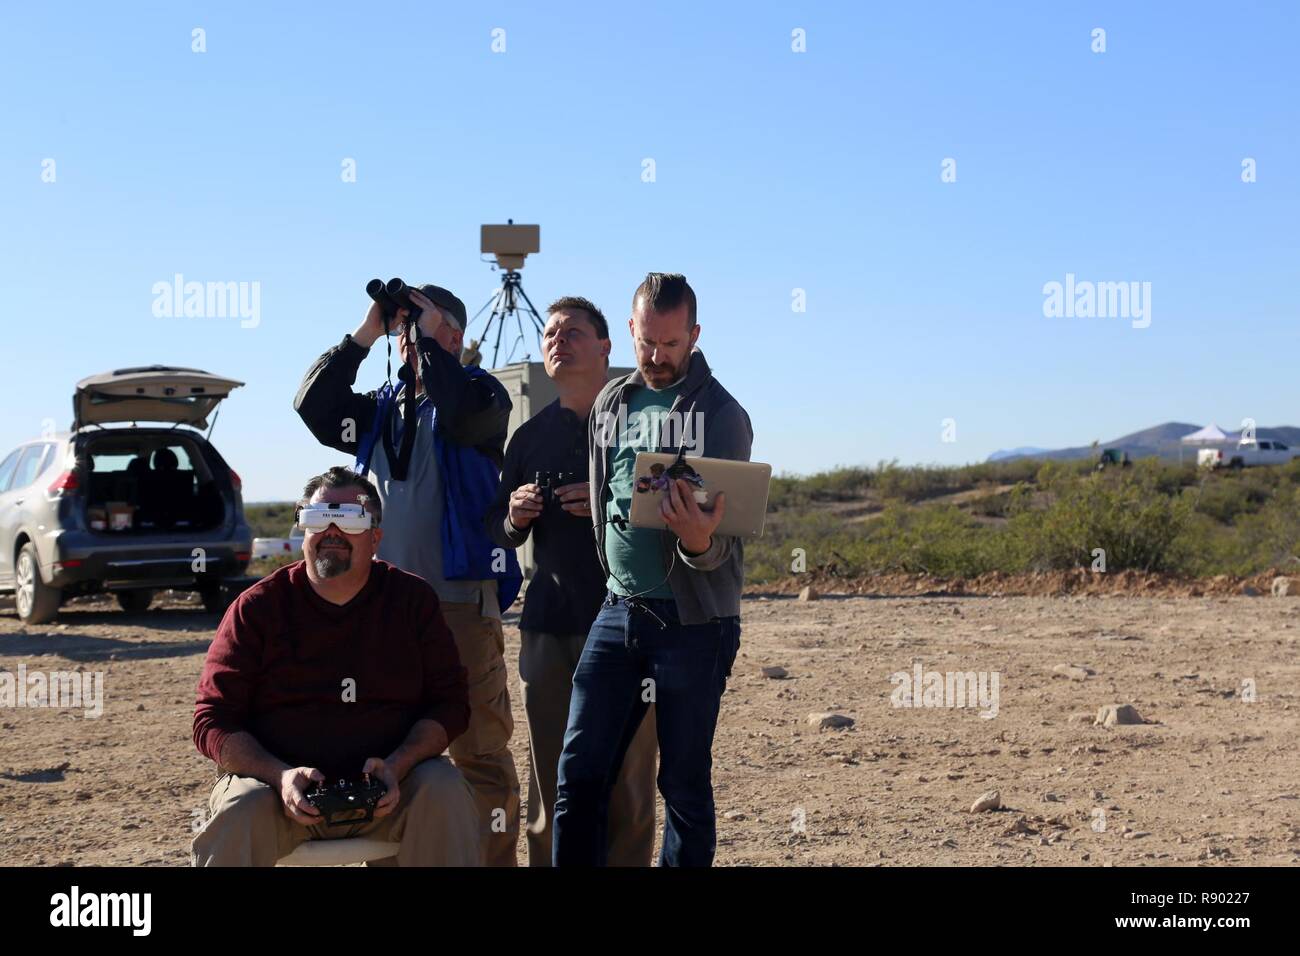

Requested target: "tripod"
[{"left": 466, "top": 270, "right": 545, "bottom": 368}]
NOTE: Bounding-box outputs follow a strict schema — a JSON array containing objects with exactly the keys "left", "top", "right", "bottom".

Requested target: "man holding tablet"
[{"left": 552, "top": 273, "right": 754, "bottom": 867}]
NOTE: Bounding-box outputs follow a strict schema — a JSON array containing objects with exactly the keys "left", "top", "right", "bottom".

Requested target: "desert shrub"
[
  {"left": 1279, "top": 458, "right": 1300, "bottom": 486},
  {"left": 1011, "top": 461, "right": 1193, "bottom": 572},
  {"left": 855, "top": 504, "right": 1022, "bottom": 577},
  {"left": 873, "top": 462, "right": 970, "bottom": 503},
  {"left": 746, "top": 458, "right": 1300, "bottom": 584},
  {"left": 967, "top": 484, "right": 1028, "bottom": 518},
  {"left": 244, "top": 502, "right": 297, "bottom": 539},
  {"left": 795, "top": 466, "right": 875, "bottom": 501},
  {"left": 959, "top": 458, "right": 1044, "bottom": 486},
  {"left": 747, "top": 505, "right": 871, "bottom": 583},
  {"left": 1211, "top": 488, "right": 1300, "bottom": 573},
  {"left": 1190, "top": 470, "right": 1276, "bottom": 525},
  {"left": 768, "top": 466, "right": 874, "bottom": 510}
]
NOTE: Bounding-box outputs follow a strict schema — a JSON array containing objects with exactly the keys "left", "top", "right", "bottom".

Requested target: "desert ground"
[{"left": 1, "top": 585, "right": 1297, "bottom": 866}]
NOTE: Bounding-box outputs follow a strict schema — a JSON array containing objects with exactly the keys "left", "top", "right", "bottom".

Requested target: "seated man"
[{"left": 191, "top": 466, "right": 480, "bottom": 866}]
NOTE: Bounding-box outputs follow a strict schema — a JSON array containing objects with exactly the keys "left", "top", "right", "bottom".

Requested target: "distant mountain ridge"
[
  {"left": 987, "top": 446, "right": 1050, "bottom": 462},
  {"left": 987, "top": 422, "right": 1300, "bottom": 463}
]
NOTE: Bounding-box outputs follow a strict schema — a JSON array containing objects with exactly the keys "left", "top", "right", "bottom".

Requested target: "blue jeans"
[{"left": 552, "top": 592, "right": 741, "bottom": 867}]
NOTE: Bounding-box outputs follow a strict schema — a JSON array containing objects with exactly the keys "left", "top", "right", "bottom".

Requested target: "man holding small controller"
[{"left": 191, "top": 468, "right": 481, "bottom": 866}]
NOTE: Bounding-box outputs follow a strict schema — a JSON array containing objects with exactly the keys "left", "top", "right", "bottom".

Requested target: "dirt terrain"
[{"left": 1, "top": 585, "right": 1297, "bottom": 866}]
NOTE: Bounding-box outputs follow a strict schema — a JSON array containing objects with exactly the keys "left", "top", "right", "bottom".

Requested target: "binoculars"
[
  {"left": 535, "top": 470, "right": 582, "bottom": 506},
  {"left": 366, "top": 277, "right": 422, "bottom": 333}
]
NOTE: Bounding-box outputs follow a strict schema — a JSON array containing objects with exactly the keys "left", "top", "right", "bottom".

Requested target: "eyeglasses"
[{"left": 295, "top": 503, "right": 376, "bottom": 534}]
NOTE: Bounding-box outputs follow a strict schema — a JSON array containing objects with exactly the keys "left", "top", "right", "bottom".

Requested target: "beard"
[
  {"left": 312, "top": 537, "right": 353, "bottom": 579},
  {"left": 640, "top": 355, "right": 686, "bottom": 388}
]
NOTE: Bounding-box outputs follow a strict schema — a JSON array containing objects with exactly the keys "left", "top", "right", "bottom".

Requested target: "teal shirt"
[{"left": 604, "top": 383, "right": 682, "bottom": 599}]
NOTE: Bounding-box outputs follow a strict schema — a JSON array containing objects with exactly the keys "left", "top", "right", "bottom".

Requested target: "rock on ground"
[
  {"left": 1095, "top": 703, "right": 1144, "bottom": 726},
  {"left": 1052, "top": 663, "right": 1095, "bottom": 680},
  {"left": 808, "top": 712, "right": 854, "bottom": 730}
]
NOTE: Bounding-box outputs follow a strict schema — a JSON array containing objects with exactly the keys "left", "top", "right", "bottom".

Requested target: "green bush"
[
  {"left": 244, "top": 502, "right": 296, "bottom": 539},
  {"left": 1011, "top": 462, "right": 1193, "bottom": 571},
  {"left": 856, "top": 504, "right": 1020, "bottom": 576},
  {"left": 768, "top": 466, "right": 873, "bottom": 509},
  {"left": 1190, "top": 487, "right": 1300, "bottom": 574},
  {"left": 1191, "top": 469, "right": 1277, "bottom": 524},
  {"left": 748, "top": 457, "right": 1300, "bottom": 583}
]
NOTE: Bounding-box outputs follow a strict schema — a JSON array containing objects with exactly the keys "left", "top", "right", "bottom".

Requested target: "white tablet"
[{"left": 627, "top": 453, "right": 772, "bottom": 538}]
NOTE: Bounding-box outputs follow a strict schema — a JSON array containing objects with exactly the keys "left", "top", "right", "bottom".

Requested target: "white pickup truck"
[
  {"left": 251, "top": 525, "right": 304, "bottom": 559},
  {"left": 1198, "top": 440, "right": 1300, "bottom": 469}
]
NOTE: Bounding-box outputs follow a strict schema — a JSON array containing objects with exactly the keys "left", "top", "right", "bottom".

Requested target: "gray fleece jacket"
[{"left": 588, "top": 348, "right": 753, "bottom": 625}]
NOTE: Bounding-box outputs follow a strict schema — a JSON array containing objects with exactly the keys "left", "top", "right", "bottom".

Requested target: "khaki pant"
[
  {"left": 190, "top": 756, "right": 480, "bottom": 866},
  {"left": 439, "top": 600, "right": 521, "bottom": 867},
  {"left": 520, "top": 629, "right": 657, "bottom": 867}
]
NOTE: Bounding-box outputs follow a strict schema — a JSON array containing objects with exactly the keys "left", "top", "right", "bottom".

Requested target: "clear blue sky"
[{"left": 2, "top": 1, "right": 1296, "bottom": 500}]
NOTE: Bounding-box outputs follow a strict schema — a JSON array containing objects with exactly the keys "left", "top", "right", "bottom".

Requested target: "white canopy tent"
[
  {"left": 1179, "top": 424, "right": 1231, "bottom": 462},
  {"left": 1181, "top": 424, "right": 1229, "bottom": 444}
]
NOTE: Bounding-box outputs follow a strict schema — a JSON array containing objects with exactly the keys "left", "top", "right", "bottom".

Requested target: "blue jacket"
[
  {"left": 293, "top": 331, "right": 520, "bottom": 614},
  {"left": 354, "top": 372, "right": 522, "bottom": 613}
]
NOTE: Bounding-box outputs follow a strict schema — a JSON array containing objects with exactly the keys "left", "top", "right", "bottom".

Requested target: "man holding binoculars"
[
  {"left": 486, "top": 297, "right": 657, "bottom": 866},
  {"left": 294, "top": 279, "right": 522, "bottom": 866}
]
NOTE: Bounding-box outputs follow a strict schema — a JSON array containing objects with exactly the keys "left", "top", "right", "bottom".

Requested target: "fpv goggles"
[{"left": 295, "top": 503, "right": 377, "bottom": 534}]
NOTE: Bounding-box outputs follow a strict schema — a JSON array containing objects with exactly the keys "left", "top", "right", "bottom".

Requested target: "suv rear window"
[
  {"left": 84, "top": 442, "right": 204, "bottom": 500},
  {"left": 90, "top": 445, "right": 197, "bottom": 476},
  {"left": 80, "top": 436, "right": 224, "bottom": 533}
]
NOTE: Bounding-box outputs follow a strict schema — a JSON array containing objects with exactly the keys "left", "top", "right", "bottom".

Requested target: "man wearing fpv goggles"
[
  {"left": 294, "top": 282, "right": 523, "bottom": 866},
  {"left": 192, "top": 467, "right": 480, "bottom": 866},
  {"left": 297, "top": 501, "right": 373, "bottom": 532}
]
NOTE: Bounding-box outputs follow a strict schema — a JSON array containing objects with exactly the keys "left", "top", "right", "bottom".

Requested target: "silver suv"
[{"left": 0, "top": 366, "right": 253, "bottom": 623}]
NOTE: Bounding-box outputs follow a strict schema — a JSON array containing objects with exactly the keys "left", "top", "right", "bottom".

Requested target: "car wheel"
[
  {"left": 15, "top": 543, "right": 61, "bottom": 625},
  {"left": 116, "top": 589, "right": 154, "bottom": 614},
  {"left": 199, "top": 584, "right": 230, "bottom": 616}
]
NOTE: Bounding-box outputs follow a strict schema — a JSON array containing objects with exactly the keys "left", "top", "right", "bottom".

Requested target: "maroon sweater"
[{"left": 193, "top": 560, "right": 469, "bottom": 780}]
